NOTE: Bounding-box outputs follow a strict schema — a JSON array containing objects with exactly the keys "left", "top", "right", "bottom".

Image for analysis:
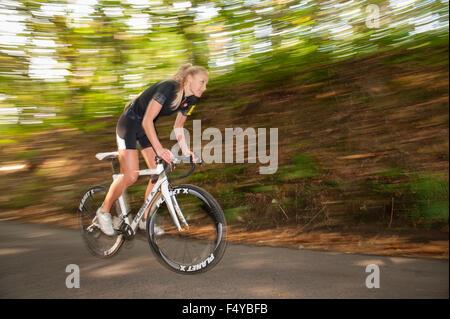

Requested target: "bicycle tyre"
[
  {"left": 146, "top": 184, "right": 227, "bottom": 274},
  {"left": 78, "top": 185, "right": 125, "bottom": 258}
]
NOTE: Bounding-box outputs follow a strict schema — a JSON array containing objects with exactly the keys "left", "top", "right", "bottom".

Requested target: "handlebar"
[{"left": 155, "top": 152, "right": 202, "bottom": 180}]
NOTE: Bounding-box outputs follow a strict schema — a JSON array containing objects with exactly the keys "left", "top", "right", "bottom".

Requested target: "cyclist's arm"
[
  {"left": 174, "top": 112, "right": 190, "bottom": 156},
  {"left": 142, "top": 99, "right": 164, "bottom": 154}
]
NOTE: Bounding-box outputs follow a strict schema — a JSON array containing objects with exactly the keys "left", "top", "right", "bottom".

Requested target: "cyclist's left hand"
[
  {"left": 158, "top": 148, "right": 174, "bottom": 164},
  {"left": 186, "top": 151, "right": 200, "bottom": 163}
]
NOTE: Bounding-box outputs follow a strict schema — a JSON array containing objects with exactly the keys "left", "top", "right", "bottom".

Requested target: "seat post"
[{"left": 109, "top": 158, "right": 118, "bottom": 174}]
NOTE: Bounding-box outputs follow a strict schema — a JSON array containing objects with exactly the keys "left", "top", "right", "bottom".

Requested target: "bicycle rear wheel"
[
  {"left": 146, "top": 184, "right": 227, "bottom": 274},
  {"left": 78, "top": 185, "right": 124, "bottom": 258}
]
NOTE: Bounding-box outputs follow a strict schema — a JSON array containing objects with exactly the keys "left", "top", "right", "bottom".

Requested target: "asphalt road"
[{"left": 0, "top": 221, "right": 448, "bottom": 299}]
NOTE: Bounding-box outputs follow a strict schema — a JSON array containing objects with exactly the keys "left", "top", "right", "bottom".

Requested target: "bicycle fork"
[{"left": 160, "top": 181, "right": 189, "bottom": 231}]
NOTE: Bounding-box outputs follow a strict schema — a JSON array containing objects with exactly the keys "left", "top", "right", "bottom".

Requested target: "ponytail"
[
  {"left": 172, "top": 63, "right": 193, "bottom": 83},
  {"left": 124, "top": 91, "right": 143, "bottom": 110}
]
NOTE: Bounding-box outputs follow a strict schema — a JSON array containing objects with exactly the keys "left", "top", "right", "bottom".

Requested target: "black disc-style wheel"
[
  {"left": 78, "top": 185, "right": 124, "bottom": 258},
  {"left": 146, "top": 184, "right": 227, "bottom": 274}
]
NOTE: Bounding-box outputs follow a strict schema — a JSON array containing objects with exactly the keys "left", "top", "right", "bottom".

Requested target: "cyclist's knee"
[{"left": 123, "top": 172, "right": 138, "bottom": 186}]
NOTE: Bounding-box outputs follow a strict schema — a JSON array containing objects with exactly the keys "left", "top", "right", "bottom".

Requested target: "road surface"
[{"left": 0, "top": 221, "right": 448, "bottom": 299}]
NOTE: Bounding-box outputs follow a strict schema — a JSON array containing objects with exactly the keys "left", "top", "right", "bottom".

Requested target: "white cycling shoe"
[{"left": 96, "top": 208, "right": 115, "bottom": 236}]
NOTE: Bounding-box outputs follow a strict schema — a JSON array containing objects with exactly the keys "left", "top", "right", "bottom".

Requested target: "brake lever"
[{"left": 192, "top": 151, "right": 202, "bottom": 165}]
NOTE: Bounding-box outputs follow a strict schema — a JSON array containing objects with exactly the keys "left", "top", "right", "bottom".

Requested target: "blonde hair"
[{"left": 170, "top": 63, "right": 208, "bottom": 109}]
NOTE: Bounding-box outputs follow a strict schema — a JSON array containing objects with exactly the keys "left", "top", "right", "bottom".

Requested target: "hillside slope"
[{"left": 0, "top": 46, "right": 448, "bottom": 259}]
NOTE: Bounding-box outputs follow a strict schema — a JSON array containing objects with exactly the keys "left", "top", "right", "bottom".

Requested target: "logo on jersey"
[{"left": 187, "top": 105, "right": 196, "bottom": 116}]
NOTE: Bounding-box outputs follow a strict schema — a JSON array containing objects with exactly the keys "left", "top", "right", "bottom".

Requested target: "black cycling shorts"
[{"left": 116, "top": 109, "right": 152, "bottom": 150}]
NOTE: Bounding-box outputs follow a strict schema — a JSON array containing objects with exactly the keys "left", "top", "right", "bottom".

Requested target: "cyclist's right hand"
[{"left": 157, "top": 148, "right": 174, "bottom": 164}]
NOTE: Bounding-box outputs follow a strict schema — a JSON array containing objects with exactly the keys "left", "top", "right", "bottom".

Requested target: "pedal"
[
  {"left": 119, "top": 223, "right": 135, "bottom": 240},
  {"left": 87, "top": 217, "right": 100, "bottom": 233}
]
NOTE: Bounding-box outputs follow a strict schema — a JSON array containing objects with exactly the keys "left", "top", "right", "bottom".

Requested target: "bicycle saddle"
[{"left": 95, "top": 152, "right": 119, "bottom": 161}]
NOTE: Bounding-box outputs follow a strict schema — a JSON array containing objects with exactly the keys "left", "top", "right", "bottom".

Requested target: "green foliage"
[
  {"left": 0, "top": 139, "right": 17, "bottom": 146},
  {"left": 188, "top": 165, "right": 246, "bottom": 184},
  {"left": 371, "top": 171, "right": 449, "bottom": 226},
  {"left": 78, "top": 122, "right": 110, "bottom": 133},
  {"left": 251, "top": 185, "right": 276, "bottom": 193},
  {"left": 278, "top": 154, "right": 321, "bottom": 181},
  {"left": 0, "top": 0, "right": 448, "bottom": 137},
  {"left": 2, "top": 179, "right": 42, "bottom": 209},
  {"left": 409, "top": 176, "right": 449, "bottom": 226},
  {"left": 323, "top": 180, "right": 340, "bottom": 189},
  {"left": 224, "top": 205, "right": 247, "bottom": 223},
  {"left": 13, "top": 149, "right": 41, "bottom": 161}
]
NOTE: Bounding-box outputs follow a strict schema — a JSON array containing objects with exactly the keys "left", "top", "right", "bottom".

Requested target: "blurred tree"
[{"left": 0, "top": 0, "right": 447, "bottom": 133}]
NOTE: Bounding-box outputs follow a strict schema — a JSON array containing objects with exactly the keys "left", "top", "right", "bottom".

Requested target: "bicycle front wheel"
[
  {"left": 146, "top": 184, "right": 227, "bottom": 274},
  {"left": 78, "top": 185, "right": 124, "bottom": 258}
]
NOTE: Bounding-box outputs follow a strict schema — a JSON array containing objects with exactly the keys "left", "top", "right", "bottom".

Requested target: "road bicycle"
[{"left": 78, "top": 151, "right": 227, "bottom": 274}]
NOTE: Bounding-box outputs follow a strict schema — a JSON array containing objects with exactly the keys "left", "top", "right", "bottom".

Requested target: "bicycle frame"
[
  {"left": 113, "top": 162, "right": 188, "bottom": 236},
  {"left": 84, "top": 152, "right": 226, "bottom": 271}
]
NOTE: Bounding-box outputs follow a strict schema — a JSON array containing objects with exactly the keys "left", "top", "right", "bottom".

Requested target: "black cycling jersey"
[
  {"left": 116, "top": 80, "right": 198, "bottom": 150},
  {"left": 132, "top": 80, "right": 197, "bottom": 121}
]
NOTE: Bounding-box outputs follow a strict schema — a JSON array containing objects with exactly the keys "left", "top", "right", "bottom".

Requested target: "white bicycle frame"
[{"left": 95, "top": 152, "right": 188, "bottom": 235}]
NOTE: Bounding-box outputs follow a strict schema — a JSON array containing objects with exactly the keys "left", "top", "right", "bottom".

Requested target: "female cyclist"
[{"left": 96, "top": 63, "right": 209, "bottom": 235}]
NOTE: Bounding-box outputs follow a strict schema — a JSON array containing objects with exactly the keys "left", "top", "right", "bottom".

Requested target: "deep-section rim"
[
  {"left": 146, "top": 184, "right": 227, "bottom": 274},
  {"left": 78, "top": 185, "right": 125, "bottom": 258}
]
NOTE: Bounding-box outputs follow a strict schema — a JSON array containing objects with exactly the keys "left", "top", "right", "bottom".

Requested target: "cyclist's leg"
[
  {"left": 102, "top": 149, "right": 139, "bottom": 213},
  {"left": 140, "top": 146, "right": 158, "bottom": 221},
  {"left": 102, "top": 113, "right": 141, "bottom": 214}
]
